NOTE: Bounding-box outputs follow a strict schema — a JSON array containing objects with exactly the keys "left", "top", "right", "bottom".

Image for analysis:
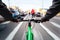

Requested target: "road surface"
[{"left": 0, "top": 15, "right": 60, "bottom": 40}]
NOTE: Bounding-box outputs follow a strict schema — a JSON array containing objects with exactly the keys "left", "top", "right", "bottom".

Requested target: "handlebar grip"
[{"left": 34, "top": 20, "right": 41, "bottom": 23}]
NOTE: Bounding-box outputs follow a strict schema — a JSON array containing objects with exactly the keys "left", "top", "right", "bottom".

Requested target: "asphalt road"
[{"left": 0, "top": 15, "right": 60, "bottom": 40}]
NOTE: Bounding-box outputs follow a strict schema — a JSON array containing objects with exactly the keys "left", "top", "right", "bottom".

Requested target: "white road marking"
[
  {"left": 40, "top": 23, "right": 60, "bottom": 40},
  {"left": 5, "top": 15, "right": 28, "bottom": 40},
  {"left": 0, "top": 21, "right": 10, "bottom": 25},
  {"left": 54, "top": 17, "right": 60, "bottom": 20},
  {"left": 50, "top": 22, "right": 60, "bottom": 28}
]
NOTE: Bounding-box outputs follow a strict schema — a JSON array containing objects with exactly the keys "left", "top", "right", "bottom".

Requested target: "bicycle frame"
[
  {"left": 19, "top": 19, "right": 40, "bottom": 40},
  {"left": 26, "top": 21, "right": 34, "bottom": 40}
]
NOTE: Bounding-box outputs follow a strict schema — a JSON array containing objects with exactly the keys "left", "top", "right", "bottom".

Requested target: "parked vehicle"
[{"left": 35, "top": 12, "right": 41, "bottom": 17}]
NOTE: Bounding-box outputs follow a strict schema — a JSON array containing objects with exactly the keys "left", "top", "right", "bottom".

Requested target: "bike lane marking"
[
  {"left": 40, "top": 23, "right": 60, "bottom": 40},
  {"left": 5, "top": 15, "right": 28, "bottom": 40}
]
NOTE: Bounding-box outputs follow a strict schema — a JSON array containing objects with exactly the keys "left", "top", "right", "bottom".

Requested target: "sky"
[{"left": 2, "top": 0, "right": 52, "bottom": 11}]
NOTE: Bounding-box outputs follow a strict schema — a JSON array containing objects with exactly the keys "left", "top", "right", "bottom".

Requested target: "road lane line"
[
  {"left": 5, "top": 15, "right": 28, "bottom": 40},
  {"left": 0, "top": 21, "right": 10, "bottom": 25},
  {"left": 54, "top": 17, "right": 60, "bottom": 20},
  {"left": 40, "top": 23, "right": 60, "bottom": 40},
  {"left": 50, "top": 22, "right": 60, "bottom": 28}
]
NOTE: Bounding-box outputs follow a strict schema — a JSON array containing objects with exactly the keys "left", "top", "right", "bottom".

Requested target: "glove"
[
  {"left": 10, "top": 16, "right": 23, "bottom": 22},
  {"left": 10, "top": 18, "right": 19, "bottom": 22},
  {"left": 41, "top": 17, "right": 49, "bottom": 23},
  {"left": 34, "top": 20, "right": 40, "bottom": 23}
]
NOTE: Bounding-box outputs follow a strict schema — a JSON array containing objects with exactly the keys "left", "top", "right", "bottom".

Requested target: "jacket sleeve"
[
  {"left": 44, "top": 0, "right": 60, "bottom": 20},
  {"left": 0, "top": 1, "right": 13, "bottom": 21}
]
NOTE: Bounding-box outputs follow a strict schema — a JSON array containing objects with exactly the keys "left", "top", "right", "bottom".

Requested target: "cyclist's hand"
[
  {"left": 11, "top": 17, "right": 23, "bottom": 22},
  {"left": 34, "top": 20, "right": 40, "bottom": 23},
  {"left": 41, "top": 17, "right": 49, "bottom": 23},
  {"left": 10, "top": 19, "right": 19, "bottom": 23}
]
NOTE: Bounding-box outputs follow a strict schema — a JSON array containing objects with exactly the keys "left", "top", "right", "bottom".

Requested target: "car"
[
  {"left": 20, "top": 11, "right": 27, "bottom": 16},
  {"left": 10, "top": 10, "right": 20, "bottom": 16},
  {"left": 35, "top": 12, "right": 41, "bottom": 17},
  {"left": 10, "top": 8, "right": 21, "bottom": 19}
]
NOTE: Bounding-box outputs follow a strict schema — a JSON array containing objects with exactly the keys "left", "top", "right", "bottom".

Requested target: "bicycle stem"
[{"left": 28, "top": 21, "right": 33, "bottom": 40}]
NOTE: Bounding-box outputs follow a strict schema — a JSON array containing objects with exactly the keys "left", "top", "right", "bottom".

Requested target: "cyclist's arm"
[
  {"left": 0, "top": 1, "right": 19, "bottom": 22},
  {"left": 41, "top": 0, "right": 60, "bottom": 22}
]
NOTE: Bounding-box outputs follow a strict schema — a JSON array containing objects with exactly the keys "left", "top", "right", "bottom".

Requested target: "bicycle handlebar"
[
  {"left": 20, "top": 19, "right": 41, "bottom": 23},
  {"left": 14, "top": 16, "right": 41, "bottom": 23}
]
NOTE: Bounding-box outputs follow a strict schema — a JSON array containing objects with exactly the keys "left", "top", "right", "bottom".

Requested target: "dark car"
[{"left": 35, "top": 12, "right": 41, "bottom": 17}]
